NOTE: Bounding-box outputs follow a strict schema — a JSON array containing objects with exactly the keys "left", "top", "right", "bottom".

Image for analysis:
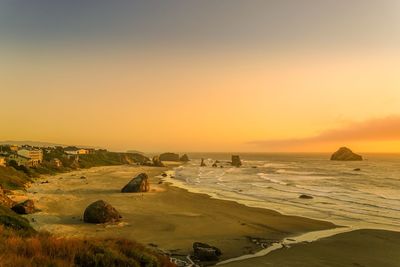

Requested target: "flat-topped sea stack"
[
  {"left": 231, "top": 155, "right": 242, "bottom": 167},
  {"left": 159, "top": 152, "right": 180, "bottom": 162},
  {"left": 83, "top": 200, "right": 121, "bottom": 224},
  {"left": 121, "top": 173, "right": 150, "bottom": 193},
  {"left": 331, "top": 147, "right": 363, "bottom": 161},
  {"left": 180, "top": 154, "right": 190, "bottom": 162}
]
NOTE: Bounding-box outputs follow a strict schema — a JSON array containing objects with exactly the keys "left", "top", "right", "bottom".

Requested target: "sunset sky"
[{"left": 1, "top": 1, "right": 400, "bottom": 152}]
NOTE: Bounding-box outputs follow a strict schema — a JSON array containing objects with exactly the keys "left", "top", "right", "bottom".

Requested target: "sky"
[{"left": 1, "top": 0, "right": 400, "bottom": 152}]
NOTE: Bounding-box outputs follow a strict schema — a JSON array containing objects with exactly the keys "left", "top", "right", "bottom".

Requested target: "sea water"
[{"left": 167, "top": 153, "right": 400, "bottom": 231}]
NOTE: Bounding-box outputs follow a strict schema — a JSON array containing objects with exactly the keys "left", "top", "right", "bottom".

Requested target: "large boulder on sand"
[
  {"left": 12, "top": 200, "right": 36, "bottom": 214},
  {"left": 159, "top": 153, "right": 180, "bottom": 162},
  {"left": 83, "top": 200, "right": 121, "bottom": 224},
  {"left": 121, "top": 173, "right": 150, "bottom": 193},
  {"left": 331, "top": 147, "right": 363, "bottom": 161},
  {"left": 193, "top": 242, "right": 222, "bottom": 261},
  {"left": 180, "top": 154, "right": 190, "bottom": 162},
  {"left": 231, "top": 155, "right": 242, "bottom": 167}
]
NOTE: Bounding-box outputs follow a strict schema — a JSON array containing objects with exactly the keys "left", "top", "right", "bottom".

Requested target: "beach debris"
[
  {"left": 192, "top": 242, "right": 222, "bottom": 261},
  {"left": 231, "top": 155, "right": 242, "bottom": 167},
  {"left": 330, "top": 147, "right": 363, "bottom": 161},
  {"left": 299, "top": 194, "right": 313, "bottom": 199},
  {"left": 353, "top": 168, "right": 361, "bottom": 171},
  {"left": 121, "top": 173, "right": 150, "bottom": 193},
  {"left": 180, "top": 154, "right": 190, "bottom": 162},
  {"left": 83, "top": 200, "right": 122, "bottom": 224},
  {"left": 12, "top": 199, "right": 36, "bottom": 214},
  {"left": 200, "top": 158, "right": 207, "bottom": 167}
]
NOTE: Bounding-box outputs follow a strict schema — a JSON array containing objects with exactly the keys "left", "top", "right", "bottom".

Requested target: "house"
[
  {"left": 10, "top": 145, "right": 19, "bottom": 152},
  {"left": 0, "top": 157, "right": 5, "bottom": 167},
  {"left": 64, "top": 148, "right": 90, "bottom": 155},
  {"left": 8, "top": 153, "right": 30, "bottom": 166},
  {"left": 17, "top": 148, "right": 43, "bottom": 167}
]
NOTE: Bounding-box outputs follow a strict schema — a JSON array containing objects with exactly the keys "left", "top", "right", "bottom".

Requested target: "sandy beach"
[{"left": 12, "top": 164, "right": 336, "bottom": 263}]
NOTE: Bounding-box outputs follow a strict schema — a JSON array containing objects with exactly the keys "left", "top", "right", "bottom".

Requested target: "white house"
[
  {"left": 17, "top": 149, "right": 43, "bottom": 167},
  {"left": 65, "top": 149, "right": 90, "bottom": 155}
]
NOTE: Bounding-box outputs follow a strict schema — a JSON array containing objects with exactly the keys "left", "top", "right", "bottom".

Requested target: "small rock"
[
  {"left": 353, "top": 168, "right": 361, "bottom": 171},
  {"left": 231, "top": 155, "right": 242, "bottom": 167},
  {"left": 161, "top": 173, "right": 168, "bottom": 177},
  {"left": 200, "top": 158, "right": 207, "bottom": 167},
  {"left": 80, "top": 176, "right": 86, "bottom": 179}
]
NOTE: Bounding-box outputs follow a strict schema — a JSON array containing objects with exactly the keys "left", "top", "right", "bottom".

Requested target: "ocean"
[{"left": 167, "top": 153, "right": 400, "bottom": 232}]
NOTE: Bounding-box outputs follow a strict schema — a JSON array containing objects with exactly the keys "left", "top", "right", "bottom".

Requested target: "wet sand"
[
  {"left": 221, "top": 229, "right": 400, "bottom": 267},
  {"left": 15, "top": 165, "right": 336, "bottom": 261}
]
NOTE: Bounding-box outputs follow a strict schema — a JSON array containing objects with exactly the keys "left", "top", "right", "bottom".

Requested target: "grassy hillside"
[{"left": 0, "top": 167, "right": 32, "bottom": 190}]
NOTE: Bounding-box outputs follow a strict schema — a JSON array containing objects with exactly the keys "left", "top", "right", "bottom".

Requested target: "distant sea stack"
[
  {"left": 159, "top": 152, "right": 180, "bottom": 162},
  {"left": 180, "top": 154, "right": 190, "bottom": 162},
  {"left": 231, "top": 155, "right": 242, "bottom": 167},
  {"left": 200, "top": 158, "right": 206, "bottom": 167},
  {"left": 330, "top": 147, "right": 363, "bottom": 161}
]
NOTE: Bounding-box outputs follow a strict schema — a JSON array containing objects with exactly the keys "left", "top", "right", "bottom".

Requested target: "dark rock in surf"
[
  {"left": 231, "top": 155, "right": 242, "bottom": 167},
  {"left": 193, "top": 242, "right": 222, "bottom": 261},
  {"left": 121, "top": 173, "right": 150, "bottom": 193},
  {"left": 152, "top": 156, "right": 165, "bottom": 167},
  {"left": 200, "top": 158, "right": 207, "bottom": 167},
  {"left": 212, "top": 161, "right": 218, "bottom": 168},
  {"left": 330, "top": 147, "right": 363, "bottom": 161},
  {"left": 83, "top": 200, "right": 121, "bottom": 224}
]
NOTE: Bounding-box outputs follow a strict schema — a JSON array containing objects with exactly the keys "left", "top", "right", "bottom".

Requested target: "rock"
[
  {"left": 0, "top": 185, "right": 15, "bottom": 208},
  {"left": 330, "top": 147, "right": 363, "bottom": 161},
  {"left": 12, "top": 200, "right": 36, "bottom": 214},
  {"left": 161, "top": 173, "right": 168, "bottom": 177},
  {"left": 83, "top": 200, "right": 122, "bottom": 224},
  {"left": 180, "top": 154, "right": 190, "bottom": 162},
  {"left": 212, "top": 161, "right": 218, "bottom": 168},
  {"left": 152, "top": 156, "right": 165, "bottom": 167},
  {"left": 231, "top": 155, "right": 242, "bottom": 167},
  {"left": 193, "top": 242, "right": 222, "bottom": 261},
  {"left": 80, "top": 176, "right": 86, "bottom": 179},
  {"left": 121, "top": 173, "right": 150, "bottom": 193},
  {"left": 200, "top": 158, "right": 206, "bottom": 167},
  {"left": 41, "top": 180, "right": 49, "bottom": 184},
  {"left": 353, "top": 168, "right": 361, "bottom": 171},
  {"left": 299, "top": 194, "right": 313, "bottom": 199},
  {"left": 159, "top": 153, "right": 180, "bottom": 162}
]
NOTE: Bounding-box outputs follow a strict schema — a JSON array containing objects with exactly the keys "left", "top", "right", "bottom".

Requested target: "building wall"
[{"left": 17, "top": 149, "right": 43, "bottom": 166}]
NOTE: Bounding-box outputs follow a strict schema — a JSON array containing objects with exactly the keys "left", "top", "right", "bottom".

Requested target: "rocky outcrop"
[
  {"left": 231, "top": 155, "right": 242, "bottom": 167},
  {"left": 0, "top": 185, "right": 15, "bottom": 208},
  {"left": 121, "top": 173, "right": 150, "bottom": 193},
  {"left": 299, "top": 194, "right": 313, "bottom": 199},
  {"left": 212, "top": 161, "right": 218, "bottom": 168},
  {"left": 331, "top": 147, "right": 363, "bottom": 161},
  {"left": 83, "top": 200, "right": 121, "bottom": 224},
  {"left": 12, "top": 200, "right": 36, "bottom": 214},
  {"left": 152, "top": 156, "right": 165, "bottom": 167},
  {"left": 193, "top": 242, "right": 222, "bottom": 261},
  {"left": 200, "top": 158, "right": 206, "bottom": 167},
  {"left": 180, "top": 154, "right": 190, "bottom": 162},
  {"left": 159, "top": 153, "right": 180, "bottom": 162}
]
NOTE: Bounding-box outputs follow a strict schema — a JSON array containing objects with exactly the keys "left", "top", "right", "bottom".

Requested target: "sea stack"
[
  {"left": 180, "top": 154, "right": 190, "bottom": 162},
  {"left": 200, "top": 158, "right": 206, "bottom": 167},
  {"left": 231, "top": 155, "right": 242, "bottom": 167},
  {"left": 331, "top": 147, "right": 363, "bottom": 161},
  {"left": 152, "top": 156, "right": 165, "bottom": 167},
  {"left": 159, "top": 152, "right": 180, "bottom": 162}
]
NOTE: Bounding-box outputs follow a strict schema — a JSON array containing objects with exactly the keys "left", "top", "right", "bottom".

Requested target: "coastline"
[{"left": 11, "top": 163, "right": 337, "bottom": 265}]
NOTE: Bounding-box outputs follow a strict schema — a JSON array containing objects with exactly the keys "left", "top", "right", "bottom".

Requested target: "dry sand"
[{"left": 15, "top": 164, "right": 336, "bottom": 262}]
